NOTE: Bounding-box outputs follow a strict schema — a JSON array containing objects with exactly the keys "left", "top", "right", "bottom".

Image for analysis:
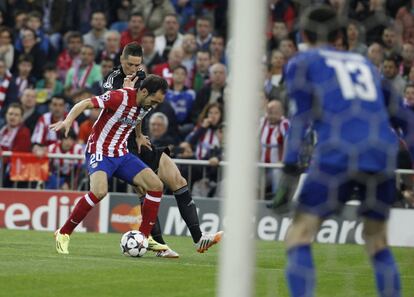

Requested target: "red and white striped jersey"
[
  {"left": 259, "top": 116, "right": 290, "bottom": 163},
  {"left": 31, "top": 112, "right": 79, "bottom": 146},
  {"left": 86, "top": 88, "right": 142, "bottom": 157},
  {"left": 195, "top": 128, "right": 221, "bottom": 160},
  {"left": 48, "top": 141, "right": 84, "bottom": 175}
]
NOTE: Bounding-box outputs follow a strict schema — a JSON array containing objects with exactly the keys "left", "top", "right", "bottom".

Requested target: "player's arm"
[
  {"left": 134, "top": 121, "right": 152, "bottom": 153},
  {"left": 271, "top": 56, "right": 313, "bottom": 211},
  {"left": 50, "top": 99, "right": 94, "bottom": 137}
]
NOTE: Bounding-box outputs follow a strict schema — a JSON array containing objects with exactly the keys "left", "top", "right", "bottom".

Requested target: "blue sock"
[
  {"left": 372, "top": 249, "right": 401, "bottom": 297},
  {"left": 285, "top": 244, "right": 315, "bottom": 297}
]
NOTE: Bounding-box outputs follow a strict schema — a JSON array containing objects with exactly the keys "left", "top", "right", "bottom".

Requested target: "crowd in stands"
[{"left": 0, "top": 0, "right": 413, "bottom": 205}]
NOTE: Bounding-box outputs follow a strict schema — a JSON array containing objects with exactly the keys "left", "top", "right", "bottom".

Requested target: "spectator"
[
  {"left": 8, "top": 55, "right": 36, "bottom": 101},
  {"left": 133, "top": 0, "right": 175, "bottom": 36},
  {"left": 367, "top": 42, "right": 384, "bottom": 71},
  {"left": 152, "top": 46, "right": 184, "bottom": 85},
  {"left": 64, "top": 45, "right": 102, "bottom": 96},
  {"left": 19, "top": 88, "right": 40, "bottom": 134},
  {"left": 116, "top": 0, "right": 132, "bottom": 23},
  {"left": 267, "top": 21, "right": 288, "bottom": 54},
  {"left": 0, "top": 103, "right": 31, "bottom": 187},
  {"left": 166, "top": 65, "right": 196, "bottom": 138},
  {"left": 0, "top": 26, "right": 14, "bottom": 69},
  {"left": 268, "top": 0, "right": 296, "bottom": 32},
  {"left": 383, "top": 54, "right": 406, "bottom": 94},
  {"left": 83, "top": 11, "right": 108, "bottom": 53},
  {"left": 78, "top": 107, "right": 100, "bottom": 145},
  {"left": 403, "top": 83, "right": 414, "bottom": 111},
  {"left": 96, "top": 30, "right": 121, "bottom": 66},
  {"left": 155, "top": 13, "right": 183, "bottom": 61},
  {"left": 186, "top": 102, "right": 224, "bottom": 160},
  {"left": 278, "top": 37, "right": 296, "bottom": 61},
  {"left": 268, "top": 50, "right": 285, "bottom": 88},
  {"left": 91, "top": 57, "right": 114, "bottom": 95},
  {"left": 120, "top": 12, "right": 146, "bottom": 49},
  {"left": 67, "top": 0, "right": 110, "bottom": 34},
  {"left": 46, "top": 129, "right": 83, "bottom": 190},
  {"left": 259, "top": 100, "right": 290, "bottom": 199},
  {"left": 171, "top": 0, "right": 196, "bottom": 31},
  {"left": 191, "top": 49, "right": 211, "bottom": 92},
  {"left": 395, "top": 2, "right": 414, "bottom": 45},
  {"left": 382, "top": 26, "right": 400, "bottom": 56},
  {"left": 69, "top": 88, "right": 94, "bottom": 124},
  {"left": 148, "top": 111, "right": 176, "bottom": 146},
  {"left": 195, "top": 16, "right": 213, "bottom": 50},
  {"left": 0, "top": 59, "right": 12, "bottom": 113},
  {"left": 141, "top": 31, "right": 163, "bottom": 71},
  {"left": 400, "top": 43, "right": 414, "bottom": 79},
  {"left": 35, "top": 63, "right": 64, "bottom": 107},
  {"left": 346, "top": 21, "right": 367, "bottom": 55},
  {"left": 210, "top": 34, "right": 226, "bottom": 65},
  {"left": 13, "top": 28, "right": 47, "bottom": 80},
  {"left": 191, "top": 63, "right": 226, "bottom": 123},
  {"left": 15, "top": 11, "right": 53, "bottom": 58},
  {"left": 56, "top": 31, "right": 83, "bottom": 81},
  {"left": 31, "top": 95, "right": 79, "bottom": 153},
  {"left": 0, "top": 103, "right": 31, "bottom": 152},
  {"left": 181, "top": 33, "right": 197, "bottom": 75}
]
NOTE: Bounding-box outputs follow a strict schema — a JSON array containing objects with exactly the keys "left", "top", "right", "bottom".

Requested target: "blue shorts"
[
  {"left": 85, "top": 152, "right": 148, "bottom": 185},
  {"left": 296, "top": 166, "right": 396, "bottom": 221}
]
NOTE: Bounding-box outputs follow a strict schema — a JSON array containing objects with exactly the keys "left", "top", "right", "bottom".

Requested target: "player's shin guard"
[
  {"left": 285, "top": 245, "right": 315, "bottom": 297},
  {"left": 60, "top": 192, "right": 100, "bottom": 235},
  {"left": 139, "top": 191, "right": 162, "bottom": 237},
  {"left": 174, "top": 186, "right": 202, "bottom": 243},
  {"left": 371, "top": 249, "right": 401, "bottom": 297}
]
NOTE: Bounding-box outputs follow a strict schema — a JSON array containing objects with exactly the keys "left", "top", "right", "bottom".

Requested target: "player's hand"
[
  {"left": 136, "top": 134, "right": 152, "bottom": 153},
  {"left": 49, "top": 120, "right": 71, "bottom": 137},
  {"left": 402, "top": 190, "right": 414, "bottom": 206},
  {"left": 268, "top": 164, "right": 301, "bottom": 213},
  {"left": 123, "top": 74, "right": 139, "bottom": 88}
]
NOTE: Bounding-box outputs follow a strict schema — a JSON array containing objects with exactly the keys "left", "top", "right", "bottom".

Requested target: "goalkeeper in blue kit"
[{"left": 276, "top": 6, "right": 414, "bottom": 297}]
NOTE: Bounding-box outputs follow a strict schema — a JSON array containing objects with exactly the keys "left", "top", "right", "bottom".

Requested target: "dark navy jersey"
[
  {"left": 103, "top": 67, "right": 125, "bottom": 92},
  {"left": 284, "top": 47, "right": 407, "bottom": 173}
]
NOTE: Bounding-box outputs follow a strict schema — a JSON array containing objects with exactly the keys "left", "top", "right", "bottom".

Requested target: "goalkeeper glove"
[{"left": 269, "top": 164, "right": 301, "bottom": 213}]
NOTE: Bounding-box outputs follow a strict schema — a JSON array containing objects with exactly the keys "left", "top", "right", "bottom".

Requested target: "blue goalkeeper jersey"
[{"left": 284, "top": 46, "right": 401, "bottom": 173}]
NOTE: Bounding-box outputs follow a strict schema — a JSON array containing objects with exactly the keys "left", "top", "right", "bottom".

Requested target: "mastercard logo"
[{"left": 110, "top": 203, "right": 142, "bottom": 233}]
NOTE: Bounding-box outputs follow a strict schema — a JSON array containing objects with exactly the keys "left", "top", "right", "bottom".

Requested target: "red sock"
[
  {"left": 139, "top": 191, "right": 162, "bottom": 237},
  {"left": 60, "top": 192, "right": 100, "bottom": 235}
]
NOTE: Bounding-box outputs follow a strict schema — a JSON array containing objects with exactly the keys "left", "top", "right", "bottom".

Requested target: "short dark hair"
[
  {"left": 6, "top": 103, "right": 24, "bottom": 115},
  {"left": 301, "top": 6, "right": 341, "bottom": 44},
  {"left": 143, "top": 31, "right": 156, "bottom": 39},
  {"left": 66, "top": 31, "right": 83, "bottom": 43},
  {"left": 122, "top": 42, "right": 143, "bottom": 58},
  {"left": 18, "top": 54, "right": 33, "bottom": 65},
  {"left": 128, "top": 12, "right": 144, "bottom": 21},
  {"left": 196, "top": 49, "right": 211, "bottom": 58},
  {"left": 173, "top": 64, "right": 187, "bottom": 74},
  {"left": 43, "top": 62, "right": 57, "bottom": 72},
  {"left": 196, "top": 15, "right": 212, "bottom": 25},
  {"left": 27, "top": 11, "right": 42, "bottom": 21},
  {"left": 140, "top": 75, "right": 168, "bottom": 95},
  {"left": 384, "top": 53, "right": 401, "bottom": 67},
  {"left": 101, "top": 57, "right": 114, "bottom": 64},
  {"left": 50, "top": 95, "right": 67, "bottom": 104}
]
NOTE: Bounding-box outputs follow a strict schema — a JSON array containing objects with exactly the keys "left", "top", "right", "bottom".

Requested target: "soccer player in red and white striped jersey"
[{"left": 50, "top": 74, "right": 169, "bottom": 255}]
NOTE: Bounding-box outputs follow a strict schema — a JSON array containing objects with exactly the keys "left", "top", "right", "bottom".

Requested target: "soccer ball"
[{"left": 120, "top": 230, "right": 148, "bottom": 257}]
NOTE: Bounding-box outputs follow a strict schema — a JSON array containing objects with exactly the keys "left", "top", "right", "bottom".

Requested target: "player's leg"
[
  {"left": 362, "top": 219, "right": 400, "bottom": 297},
  {"left": 285, "top": 212, "right": 322, "bottom": 297},
  {"left": 360, "top": 175, "right": 401, "bottom": 297},
  {"left": 158, "top": 152, "right": 223, "bottom": 252},
  {"left": 55, "top": 153, "right": 113, "bottom": 254},
  {"left": 158, "top": 152, "right": 202, "bottom": 243},
  {"left": 115, "top": 153, "right": 164, "bottom": 238}
]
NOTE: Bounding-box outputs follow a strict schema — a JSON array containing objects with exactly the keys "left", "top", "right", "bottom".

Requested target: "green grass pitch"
[{"left": 0, "top": 229, "right": 413, "bottom": 297}]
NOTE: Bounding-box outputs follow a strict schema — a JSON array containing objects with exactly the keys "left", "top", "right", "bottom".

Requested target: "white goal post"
[{"left": 218, "top": 1, "right": 267, "bottom": 297}]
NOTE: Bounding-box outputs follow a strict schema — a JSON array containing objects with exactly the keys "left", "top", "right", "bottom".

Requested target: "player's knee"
[
  {"left": 147, "top": 177, "right": 163, "bottom": 192},
  {"left": 91, "top": 188, "right": 108, "bottom": 199},
  {"left": 172, "top": 175, "right": 187, "bottom": 191},
  {"left": 362, "top": 225, "right": 387, "bottom": 255}
]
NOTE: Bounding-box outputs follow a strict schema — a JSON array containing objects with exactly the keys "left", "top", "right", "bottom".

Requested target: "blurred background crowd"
[{"left": 0, "top": 0, "right": 413, "bottom": 204}]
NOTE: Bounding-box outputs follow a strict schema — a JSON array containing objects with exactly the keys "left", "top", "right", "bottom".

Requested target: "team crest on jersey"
[
  {"left": 103, "top": 81, "right": 113, "bottom": 89},
  {"left": 99, "top": 92, "right": 111, "bottom": 102}
]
